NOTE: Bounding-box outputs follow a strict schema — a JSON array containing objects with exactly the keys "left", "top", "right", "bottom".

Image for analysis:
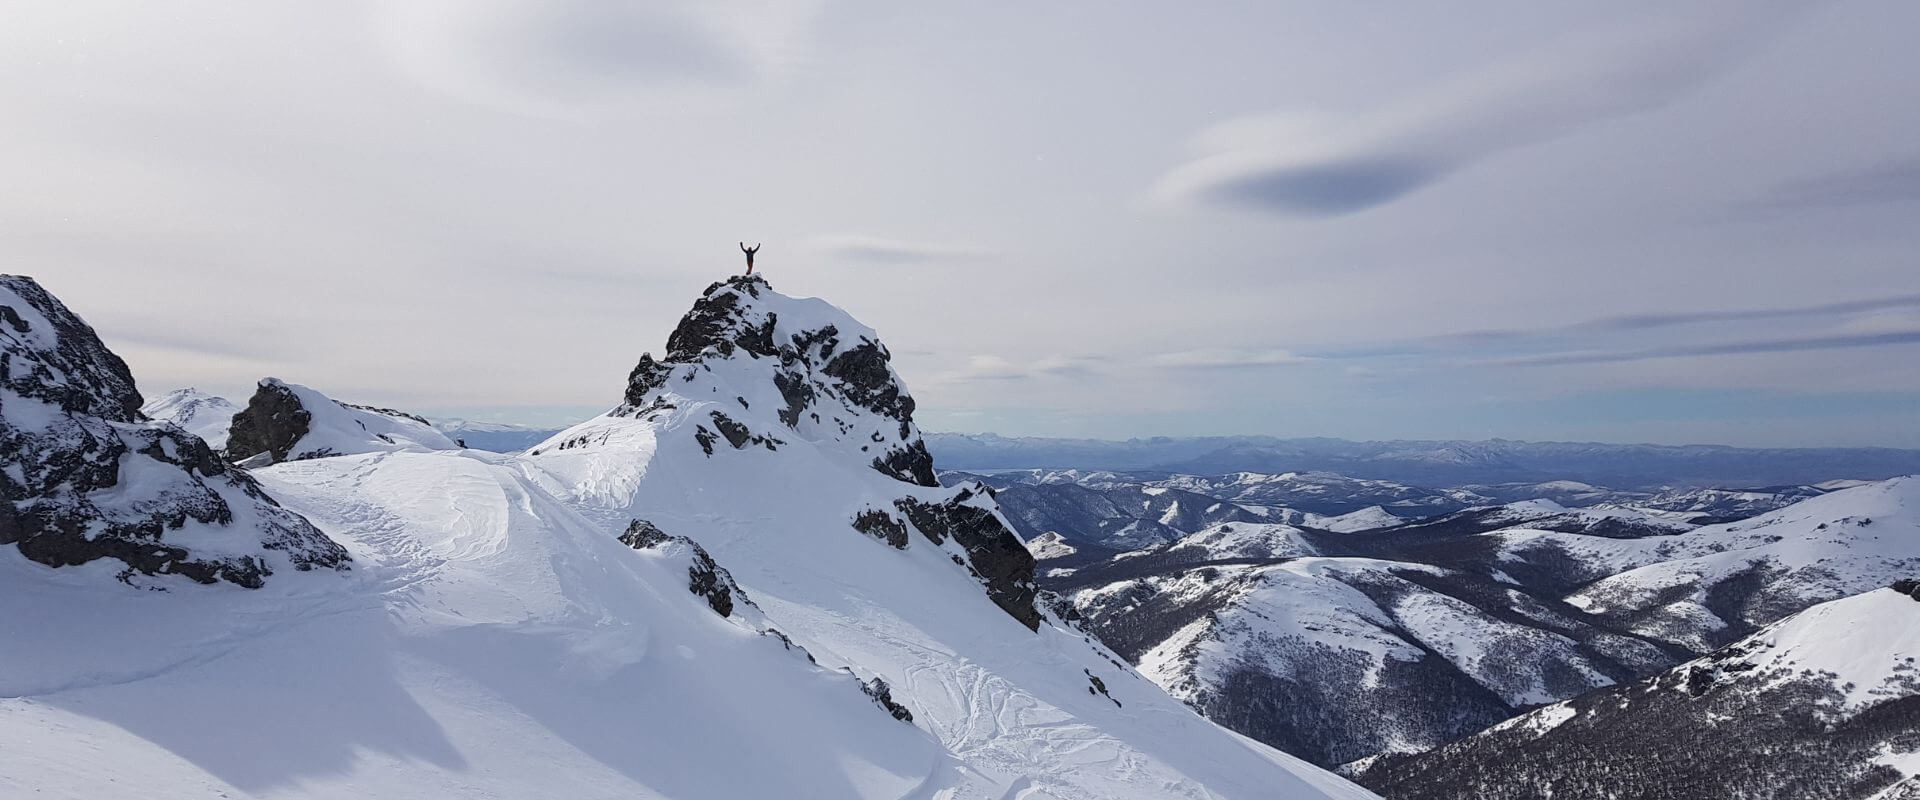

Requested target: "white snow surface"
[
  {"left": 0, "top": 278, "right": 1373, "bottom": 799},
  {"left": 1025, "top": 531, "right": 1079, "bottom": 560},
  {"left": 1497, "top": 476, "right": 1920, "bottom": 649},
  {"left": 1308, "top": 506, "right": 1402, "bottom": 533},
  {"left": 263, "top": 379, "right": 459, "bottom": 460},
  {"left": 140, "top": 388, "right": 240, "bottom": 448}
]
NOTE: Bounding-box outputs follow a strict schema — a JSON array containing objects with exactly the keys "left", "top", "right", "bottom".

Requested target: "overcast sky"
[{"left": 7, "top": 1, "right": 1918, "bottom": 447}]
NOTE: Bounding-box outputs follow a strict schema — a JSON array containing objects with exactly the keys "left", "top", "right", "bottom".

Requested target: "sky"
[{"left": 5, "top": 1, "right": 1918, "bottom": 448}]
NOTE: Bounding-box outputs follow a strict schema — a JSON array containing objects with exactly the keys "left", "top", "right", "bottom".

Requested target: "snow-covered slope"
[
  {"left": 140, "top": 387, "right": 241, "bottom": 448},
  {"left": 1309, "top": 506, "right": 1402, "bottom": 533},
  {"left": 0, "top": 449, "right": 970, "bottom": 799},
  {"left": 0, "top": 275, "right": 348, "bottom": 588},
  {"left": 0, "top": 274, "right": 1372, "bottom": 799},
  {"left": 515, "top": 275, "right": 1372, "bottom": 798},
  {"left": 1359, "top": 584, "right": 1920, "bottom": 799},
  {"left": 225, "top": 379, "right": 458, "bottom": 465},
  {"left": 1498, "top": 476, "right": 1920, "bottom": 651},
  {"left": 1151, "top": 472, "right": 1491, "bottom": 514}
]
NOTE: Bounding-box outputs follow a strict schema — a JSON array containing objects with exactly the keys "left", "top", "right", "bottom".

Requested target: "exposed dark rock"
[
  {"left": 1894, "top": 579, "right": 1920, "bottom": 600},
  {"left": 664, "top": 275, "right": 779, "bottom": 363},
  {"left": 710, "top": 411, "right": 753, "bottom": 449},
  {"left": 618, "top": 518, "right": 672, "bottom": 549},
  {"left": 873, "top": 440, "right": 939, "bottom": 488},
  {"left": 225, "top": 380, "right": 313, "bottom": 464},
  {"left": 694, "top": 426, "right": 717, "bottom": 456},
  {"left": 1085, "top": 669, "right": 1121, "bottom": 707},
  {"left": 851, "top": 509, "right": 909, "bottom": 549},
  {"left": 822, "top": 341, "right": 914, "bottom": 439},
  {"left": 893, "top": 488, "right": 1041, "bottom": 630},
  {"left": 859, "top": 675, "right": 914, "bottom": 723},
  {"left": 0, "top": 275, "right": 349, "bottom": 588},
  {"left": 621, "top": 518, "right": 749, "bottom": 619},
  {"left": 773, "top": 371, "right": 815, "bottom": 428}
]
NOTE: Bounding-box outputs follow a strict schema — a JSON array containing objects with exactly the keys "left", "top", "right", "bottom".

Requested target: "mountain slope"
[
  {"left": 1358, "top": 584, "right": 1920, "bottom": 799},
  {"left": 0, "top": 274, "right": 1372, "bottom": 799},
  {"left": 1053, "top": 481, "right": 1919, "bottom": 770},
  {"left": 140, "top": 387, "right": 241, "bottom": 448},
  {"left": 0, "top": 275, "right": 347, "bottom": 588},
  {"left": 520, "top": 274, "right": 1373, "bottom": 798}
]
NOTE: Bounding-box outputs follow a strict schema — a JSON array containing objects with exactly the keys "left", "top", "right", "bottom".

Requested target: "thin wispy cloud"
[
  {"left": 1747, "top": 158, "right": 1920, "bottom": 212},
  {"left": 804, "top": 234, "right": 996, "bottom": 264},
  {"left": 1152, "top": 7, "right": 1798, "bottom": 216},
  {"left": 1432, "top": 293, "right": 1920, "bottom": 345},
  {"left": 1144, "top": 348, "right": 1313, "bottom": 370},
  {"left": 1485, "top": 329, "right": 1920, "bottom": 367}
]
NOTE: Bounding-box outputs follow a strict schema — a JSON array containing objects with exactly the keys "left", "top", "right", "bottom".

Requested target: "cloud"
[
  {"left": 1748, "top": 158, "right": 1920, "bottom": 212},
  {"left": 804, "top": 234, "right": 996, "bottom": 264},
  {"left": 1484, "top": 328, "right": 1920, "bottom": 367},
  {"left": 380, "top": 0, "right": 823, "bottom": 116},
  {"left": 1153, "top": 8, "right": 1797, "bottom": 216},
  {"left": 1144, "top": 348, "right": 1313, "bottom": 370},
  {"left": 941, "top": 354, "right": 1104, "bottom": 382},
  {"left": 1432, "top": 293, "right": 1920, "bottom": 344}
]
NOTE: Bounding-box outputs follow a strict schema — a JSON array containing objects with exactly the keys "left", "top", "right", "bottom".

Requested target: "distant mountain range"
[{"left": 926, "top": 433, "right": 1920, "bottom": 489}]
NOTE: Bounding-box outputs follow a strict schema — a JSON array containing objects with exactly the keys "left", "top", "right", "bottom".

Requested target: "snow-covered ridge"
[
  {"left": 2, "top": 274, "right": 1375, "bottom": 798},
  {"left": 0, "top": 275, "right": 348, "bottom": 588},
  {"left": 225, "top": 378, "right": 458, "bottom": 465},
  {"left": 140, "top": 387, "right": 240, "bottom": 448},
  {"left": 1357, "top": 583, "right": 1920, "bottom": 798}
]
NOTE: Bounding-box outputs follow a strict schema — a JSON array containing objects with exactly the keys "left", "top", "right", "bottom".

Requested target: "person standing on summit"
[{"left": 739, "top": 242, "right": 760, "bottom": 275}]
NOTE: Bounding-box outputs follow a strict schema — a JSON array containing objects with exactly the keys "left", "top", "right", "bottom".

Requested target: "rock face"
[
  {"left": 225, "top": 379, "right": 316, "bottom": 463},
  {"left": 620, "top": 519, "right": 751, "bottom": 619},
  {"left": 225, "top": 378, "right": 458, "bottom": 464},
  {"left": 541, "top": 275, "right": 1040, "bottom": 631},
  {"left": 894, "top": 486, "right": 1041, "bottom": 630},
  {"left": 0, "top": 275, "right": 349, "bottom": 588}
]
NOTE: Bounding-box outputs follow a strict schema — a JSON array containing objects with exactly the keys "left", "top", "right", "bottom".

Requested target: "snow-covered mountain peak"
[
  {"left": 140, "top": 387, "right": 241, "bottom": 448},
  {"left": 0, "top": 275, "right": 348, "bottom": 588},
  {"left": 603, "top": 273, "right": 935, "bottom": 487},
  {"left": 225, "top": 378, "right": 458, "bottom": 465}
]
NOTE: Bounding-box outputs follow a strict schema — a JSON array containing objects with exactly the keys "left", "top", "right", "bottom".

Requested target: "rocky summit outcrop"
[
  {"left": 225, "top": 379, "right": 316, "bottom": 463},
  {"left": 610, "top": 275, "right": 936, "bottom": 487},
  {"left": 225, "top": 378, "right": 458, "bottom": 465},
  {"left": 532, "top": 274, "right": 1043, "bottom": 633},
  {"left": 0, "top": 275, "right": 349, "bottom": 587}
]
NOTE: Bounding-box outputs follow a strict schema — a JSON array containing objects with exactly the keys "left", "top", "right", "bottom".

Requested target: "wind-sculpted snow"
[
  {"left": 226, "top": 379, "right": 458, "bottom": 465},
  {"left": 0, "top": 275, "right": 348, "bottom": 588},
  {"left": 1360, "top": 586, "right": 1920, "bottom": 799}
]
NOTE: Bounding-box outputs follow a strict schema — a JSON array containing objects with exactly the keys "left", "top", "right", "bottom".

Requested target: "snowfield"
[{"left": 0, "top": 275, "right": 1372, "bottom": 800}]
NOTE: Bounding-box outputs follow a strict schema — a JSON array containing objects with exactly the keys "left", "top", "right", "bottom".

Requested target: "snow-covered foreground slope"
[
  {"left": 140, "top": 387, "right": 240, "bottom": 448},
  {"left": 1, "top": 274, "right": 1371, "bottom": 799},
  {"left": 1359, "top": 584, "right": 1920, "bottom": 799},
  {"left": 0, "top": 450, "right": 970, "bottom": 799}
]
